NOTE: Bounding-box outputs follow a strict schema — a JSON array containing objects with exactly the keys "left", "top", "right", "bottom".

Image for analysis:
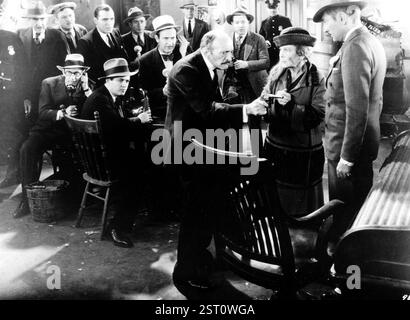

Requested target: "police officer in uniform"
[
  {"left": 259, "top": 0, "right": 292, "bottom": 70},
  {"left": 0, "top": 1, "right": 30, "bottom": 188}
]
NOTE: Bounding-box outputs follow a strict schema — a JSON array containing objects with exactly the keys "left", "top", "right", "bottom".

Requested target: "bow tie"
[{"left": 161, "top": 53, "right": 174, "bottom": 61}]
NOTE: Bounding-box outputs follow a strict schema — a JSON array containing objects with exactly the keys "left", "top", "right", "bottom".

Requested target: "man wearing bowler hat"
[
  {"left": 13, "top": 54, "right": 92, "bottom": 218},
  {"left": 122, "top": 6, "right": 156, "bottom": 63},
  {"left": 49, "top": 2, "right": 88, "bottom": 53},
  {"left": 313, "top": 0, "right": 386, "bottom": 234},
  {"left": 180, "top": 0, "right": 209, "bottom": 51},
  {"left": 81, "top": 58, "right": 152, "bottom": 248}
]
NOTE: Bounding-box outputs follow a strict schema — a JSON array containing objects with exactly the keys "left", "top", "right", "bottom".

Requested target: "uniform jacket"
[
  {"left": 77, "top": 28, "right": 129, "bottom": 84},
  {"left": 182, "top": 18, "right": 209, "bottom": 51},
  {"left": 325, "top": 26, "right": 386, "bottom": 163},
  {"left": 259, "top": 14, "right": 292, "bottom": 68}
]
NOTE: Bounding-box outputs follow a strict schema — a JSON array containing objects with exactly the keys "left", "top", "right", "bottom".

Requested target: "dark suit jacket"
[
  {"left": 325, "top": 26, "right": 386, "bottom": 163},
  {"left": 32, "top": 75, "right": 87, "bottom": 137},
  {"left": 165, "top": 50, "right": 243, "bottom": 161},
  {"left": 77, "top": 28, "right": 129, "bottom": 84},
  {"left": 81, "top": 85, "right": 143, "bottom": 173},
  {"left": 182, "top": 18, "right": 209, "bottom": 51},
  {"left": 122, "top": 31, "right": 157, "bottom": 62},
  {"left": 58, "top": 24, "right": 88, "bottom": 53},
  {"left": 17, "top": 27, "right": 68, "bottom": 103},
  {"left": 259, "top": 14, "right": 292, "bottom": 68},
  {"left": 139, "top": 47, "right": 183, "bottom": 119}
]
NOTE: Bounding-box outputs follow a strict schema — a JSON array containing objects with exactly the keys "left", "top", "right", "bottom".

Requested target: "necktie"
[
  {"left": 34, "top": 33, "right": 41, "bottom": 45},
  {"left": 107, "top": 33, "right": 115, "bottom": 48},
  {"left": 188, "top": 19, "right": 192, "bottom": 37},
  {"left": 285, "top": 68, "right": 292, "bottom": 91},
  {"left": 66, "top": 30, "right": 76, "bottom": 52},
  {"left": 161, "top": 53, "right": 174, "bottom": 61},
  {"left": 234, "top": 35, "right": 242, "bottom": 58},
  {"left": 137, "top": 34, "right": 144, "bottom": 47},
  {"left": 114, "top": 99, "right": 124, "bottom": 118}
]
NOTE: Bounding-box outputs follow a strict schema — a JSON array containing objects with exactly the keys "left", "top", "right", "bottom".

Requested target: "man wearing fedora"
[
  {"left": 314, "top": 0, "right": 386, "bottom": 233},
  {"left": 81, "top": 58, "right": 152, "bottom": 248},
  {"left": 0, "top": 0, "right": 30, "bottom": 189},
  {"left": 180, "top": 1, "right": 209, "bottom": 51},
  {"left": 49, "top": 2, "right": 88, "bottom": 54},
  {"left": 77, "top": 4, "right": 129, "bottom": 85},
  {"left": 17, "top": 1, "right": 68, "bottom": 123},
  {"left": 165, "top": 30, "right": 268, "bottom": 290},
  {"left": 13, "top": 54, "right": 92, "bottom": 218},
  {"left": 121, "top": 7, "right": 156, "bottom": 63},
  {"left": 259, "top": 0, "right": 292, "bottom": 69}
]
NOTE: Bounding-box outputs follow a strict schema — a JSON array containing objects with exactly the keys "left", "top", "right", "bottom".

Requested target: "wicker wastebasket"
[{"left": 26, "top": 180, "right": 69, "bottom": 223}]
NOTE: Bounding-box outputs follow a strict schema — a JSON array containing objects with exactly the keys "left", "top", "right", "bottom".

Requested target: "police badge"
[{"left": 8, "top": 45, "right": 15, "bottom": 56}]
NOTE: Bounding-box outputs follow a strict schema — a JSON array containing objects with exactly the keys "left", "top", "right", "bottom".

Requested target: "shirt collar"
[
  {"left": 97, "top": 29, "right": 111, "bottom": 42},
  {"left": 33, "top": 29, "right": 45, "bottom": 40},
  {"left": 61, "top": 27, "right": 75, "bottom": 35},
  {"left": 200, "top": 50, "right": 216, "bottom": 78},
  {"left": 344, "top": 25, "right": 362, "bottom": 42}
]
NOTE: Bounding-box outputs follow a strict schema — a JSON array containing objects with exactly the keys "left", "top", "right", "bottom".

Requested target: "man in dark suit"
[
  {"left": 81, "top": 58, "right": 152, "bottom": 248},
  {"left": 259, "top": 0, "right": 292, "bottom": 69},
  {"left": 17, "top": 1, "right": 68, "bottom": 123},
  {"left": 164, "top": 30, "right": 268, "bottom": 290},
  {"left": 314, "top": 0, "right": 386, "bottom": 233},
  {"left": 0, "top": 2, "right": 30, "bottom": 188},
  {"left": 121, "top": 7, "right": 156, "bottom": 63},
  {"left": 13, "top": 54, "right": 92, "bottom": 218},
  {"left": 50, "top": 2, "right": 88, "bottom": 53},
  {"left": 180, "top": 1, "right": 209, "bottom": 51},
  {"left": 77, "top": 4, "right": 129, "bottom": 85}
]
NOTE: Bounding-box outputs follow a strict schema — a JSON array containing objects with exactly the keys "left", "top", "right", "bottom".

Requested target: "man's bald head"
[{"left": 200, "top": 30, "right": 233, "bottom": 70}]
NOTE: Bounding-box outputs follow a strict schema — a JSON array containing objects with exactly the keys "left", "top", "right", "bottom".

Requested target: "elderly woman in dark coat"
[{"left": 261, "top": 27, "right": 326, "bottom": 217}]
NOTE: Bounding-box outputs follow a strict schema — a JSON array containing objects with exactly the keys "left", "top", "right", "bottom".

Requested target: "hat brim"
[
  {"left": 180, "top": 4, "right": 197, "bottom": 9},
  {"left": 313, "top": 1, "right": 367, "bottom": 22},
  {"left": 57, "top": 65, "right": 90, "bottom": 72},
  {"left": 226, "top": 13, "right": 254, "bottom": 24},
  {"left": 150, "top": 25, "right": 182, "bottom": 38},
  {"left": 22, "top": 13, "right": 51, "bottom": 18},
  {"left": 273, "top": 34, "right": 316, "bottom": 48},
  {"left": 98, "top": 70, "right": 138, "bottom": 80},
  {"left": 123, "top": 14, "right": 152, "bottom": 24}
]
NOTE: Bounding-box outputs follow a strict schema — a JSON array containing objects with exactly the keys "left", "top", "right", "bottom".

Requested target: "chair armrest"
[{"left": 287, "top": 200, "right": 345, "bottom": 228}]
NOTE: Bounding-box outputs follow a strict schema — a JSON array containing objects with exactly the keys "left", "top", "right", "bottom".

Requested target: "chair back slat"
[{"left": 64, "top": 112, "right": 113, "bottom": 182}]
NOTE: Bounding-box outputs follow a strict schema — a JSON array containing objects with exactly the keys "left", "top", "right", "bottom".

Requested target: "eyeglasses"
[{"left": 65, "top": 70, "right": 83, "bottom": 78}]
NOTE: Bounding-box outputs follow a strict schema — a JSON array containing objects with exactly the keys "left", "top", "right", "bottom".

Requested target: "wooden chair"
[
  {"left": 191, "top": 139, "right": 345, "bottom": 299},
  {"left": 65, "top": 112, "right": 117, "bottom": 240}
]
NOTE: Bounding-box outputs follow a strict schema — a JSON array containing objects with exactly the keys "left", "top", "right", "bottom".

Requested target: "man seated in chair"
[
  {"left": 81, "top": 58, "right": 152, "bottom": 248},
  {"left": 13, "top": 54, "right": 93, "bottom": 218}
]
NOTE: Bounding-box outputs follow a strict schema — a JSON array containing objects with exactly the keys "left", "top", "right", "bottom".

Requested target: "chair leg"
[
  {"left": 76, "top": 181, "right": 89, "bottom": 228},
  {"left": 100, "top": 186, "right": 111, "bottom": 240}
]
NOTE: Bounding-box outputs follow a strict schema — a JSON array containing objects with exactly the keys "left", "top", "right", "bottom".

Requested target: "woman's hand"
[{"left": 276, "top": 89, "right": 292, "bottom": 106}]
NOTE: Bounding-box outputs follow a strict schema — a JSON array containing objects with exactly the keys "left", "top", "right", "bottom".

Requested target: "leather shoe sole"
[{"left": 109, "top": 229, "right": 134, "bottom": 248}]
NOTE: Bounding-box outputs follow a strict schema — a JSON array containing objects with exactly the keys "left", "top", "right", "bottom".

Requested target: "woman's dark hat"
[{"left": 273, "top": 27, "right": 316, "bottom": 47}]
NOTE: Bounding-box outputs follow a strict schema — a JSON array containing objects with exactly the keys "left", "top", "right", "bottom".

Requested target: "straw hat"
[
  {"left": 98, "top": 58, "right": 138, "bottom": 80},
  {"left": 150, "top": 15, "right": 182, "bottom": 38},
  {"left": 313, "top": 0, "right": 367, "bottom": 22}
]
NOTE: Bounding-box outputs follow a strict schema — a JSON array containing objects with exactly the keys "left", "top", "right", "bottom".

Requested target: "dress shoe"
[
  {"left": 173, "top": 277, "right": 217, "bottom": 290},
  {"left": 13, "top": 200, "right": 30, "bottom": 218},
  {"left": 109, "top": 228, "right": 133, "bottom": 248},
  {"left": 0, "top": 173, "right": 19, "bottom": 188}
]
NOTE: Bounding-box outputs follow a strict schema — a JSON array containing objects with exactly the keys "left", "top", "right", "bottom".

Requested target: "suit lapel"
[
  {"left": 154, "top": 49, "right": 165, "bottom": 70},
  {"left": 243, "top": 32, "right": 252, "bottom": 61},
  {"left": 24, "top": 28, "right": 33, "bottom": 63},
  {"left": 326, "top": 48, "right": 342, "bottom": 87}
]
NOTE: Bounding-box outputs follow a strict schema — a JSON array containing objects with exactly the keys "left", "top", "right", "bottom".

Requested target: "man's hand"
[
  {"left": 137, "top": 109, "right": 152, "bottom": 124},
  {"left": 131, "top": 106, "right": 143, "bottom": 116},
  {"left": 245, "top": 98, "right": 268, "bottom": 116},
  {"left": 24, "top": 99, "right": 32, "bottom": 116},
  {"left": 81, "top": 73, "right": 90, "bottom": 91},
  {"left": 65, "top": 105, "right": 78, "bottom": 117},
  {"left": 234, "top": 60, "right": 248, "bottom": 70},
  {"left": 336, "top": 160, "right": 353, "bottom": 179},
  {"left": 276, "top": 89, "right": 292, "bottom": 106}
]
